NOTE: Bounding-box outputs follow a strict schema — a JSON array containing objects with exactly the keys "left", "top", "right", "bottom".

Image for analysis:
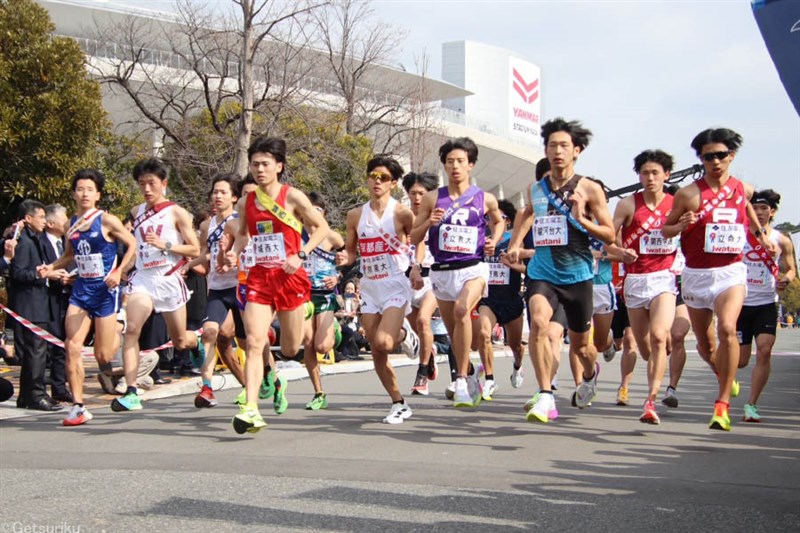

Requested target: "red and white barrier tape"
[{"left": 0, "top": 303, "right": 201, "bottom": 358}]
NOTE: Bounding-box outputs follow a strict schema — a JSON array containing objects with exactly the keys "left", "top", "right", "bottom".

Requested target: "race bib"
[
  {"left": 438, "top": 224, "right": 479, "bottom": 254},
  {"left": 138, "top": 244, "right": 167, "bottom": 269},
  {"left": 704, "top": 223, "right": 745, "bottom": 254},
  {"left": 239, "top": 242, "right": 256, "bottom": 273},
  {"left": 252, "top": 233, "right": 286, "bottom": 264},
  {"left": 488, "top": 262, "right": 510, "bottom": 285},
  {"left": 361, "top": 254, "right": 392, "bottom": 280},
  {"left": 75, "top": 253, "right": 105, "bottom": 279},
  {"left": 640, "top": 230, "right": 677, "bottom": 255},
  {"left": 533, "top": 215, "right": 568, "bottom": 247}
]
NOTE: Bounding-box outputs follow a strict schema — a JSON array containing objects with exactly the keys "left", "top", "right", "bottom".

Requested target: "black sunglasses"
[{"left": 701, "top": 151, "right": 731, "bottom": 162}]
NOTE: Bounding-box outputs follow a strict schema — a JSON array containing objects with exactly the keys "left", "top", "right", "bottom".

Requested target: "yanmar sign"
[{"left": 508, "top": 57, "right": 541, "bottom": 145}]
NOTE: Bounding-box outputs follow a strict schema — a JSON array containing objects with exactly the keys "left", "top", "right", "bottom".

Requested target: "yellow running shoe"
[
  {"left": 709, "top": 402, "right": 731, "bottom": 431},
  {"left": 730, "top": 379, "right": 740, "bottom": 398},
  {"left": 616, "top": 387, "right": 629, "bottom": 406}
]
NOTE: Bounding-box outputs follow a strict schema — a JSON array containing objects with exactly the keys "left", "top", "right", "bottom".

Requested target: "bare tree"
[{"left": 88, "top": 0, "right": 326, "bottom": 202}]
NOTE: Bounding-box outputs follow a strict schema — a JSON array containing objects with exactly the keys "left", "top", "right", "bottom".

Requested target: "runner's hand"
[
  {"left": 505, "top": 247, "right": 520, "bottom": 264},
  {"left": 430, "top": 207, "right": 445, "bottom": 226},
  {"left": 104, "top": 268, "right": 122, "bottom": 289},
  {"left": 283, "top": 253, "right": 302, "bottom": 275},
  {"left": 621, "top": 248, "right": 638, "bottom": 264},
  {"left": 409, "top": 265, "right": 423, "bottom": 290},
  {"left": 484, "top": 237, "right": 496, "bottom": 256}
]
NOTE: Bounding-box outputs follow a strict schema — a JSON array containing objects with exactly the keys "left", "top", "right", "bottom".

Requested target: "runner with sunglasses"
[
  {"left": 663, "top": 128, "right": 776, "bottom": 431},
  {"left": 338, "top": 156, "right": 416, "bottom": 423}
]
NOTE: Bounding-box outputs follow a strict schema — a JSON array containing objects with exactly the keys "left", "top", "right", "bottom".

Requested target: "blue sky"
[{"left": 371, "top": 0, "right": 799, "bottom": 225}]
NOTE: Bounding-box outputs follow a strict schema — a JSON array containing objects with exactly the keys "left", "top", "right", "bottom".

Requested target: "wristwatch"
[
  {"left": 297, "top": 250, "right": 307, "bottom": 260},
  {"left": 163, "top": 241, "right": 172, "bottom": 255}
]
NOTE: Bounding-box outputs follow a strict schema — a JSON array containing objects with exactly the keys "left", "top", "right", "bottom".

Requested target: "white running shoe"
[
  {"left": 575, "top": 361, "right": 600, "bottom": 408},
  {"left": 453, "top": 377, "right": 473, "bottom": 408},
  {"left": 482, "top": 379, "right": 498, "bottom": 401},
  {"left": 383, "top": 401, "right": 412, "bottom": 424},
  {"left": 526, "top": 392, "right": 557, "bottom": 423},
  {"left": 399, "top": 320, "right": 420, "bottom": 360},
  {"left": 602, "top": 344, "right": 617, "bottom": 363},
  {"left": 510, "top": 366, "right": 524, "bottom": 388},
  {"left": 445, "top": 381, "right": 456, "bottom": 400}
]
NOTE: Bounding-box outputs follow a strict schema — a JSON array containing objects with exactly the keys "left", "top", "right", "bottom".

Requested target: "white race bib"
[
  {"left": 239, "top": 242, "right": 256, "bottom": 273},
  {"left": 75, "top": 253, "right": 105, "bottom": 279},
  {"left": 138, "top": 244, "right": 167, "bottom": 270},
  {"left": 640, "top": 230, "right": 677, "bottom": 255},
  {"left": 438, "top": 224, "right": 479, "bottom": 254},
  {"left": 361, "top": 253, "right": 392, "bottom": 280},
  {"left": 533, "top": 215, "right": 568, "bottom": 247},
  {"left": 252, "top": 234, "right": 286, "bottom": 264},
  {"left": 488, "top": 262, "right": 510, "bottom": 285},
  {"left": 704, "top": 223, "right": 745, "bottom": 254}
]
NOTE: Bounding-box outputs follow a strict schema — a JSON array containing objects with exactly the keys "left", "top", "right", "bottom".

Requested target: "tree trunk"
[{"left": 234, "top": 0, "right": 255, "bottom": 178}]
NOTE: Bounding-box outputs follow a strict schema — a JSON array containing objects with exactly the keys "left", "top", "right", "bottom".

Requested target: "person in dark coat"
[{"left": 9, "top": 200, "right": 68, "bottom": 411}]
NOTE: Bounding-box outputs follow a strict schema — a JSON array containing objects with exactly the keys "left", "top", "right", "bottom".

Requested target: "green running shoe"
[
  {"left": 730, "top": 379, "right": 740, "bottom": 399},
  {"left": 233, "top": 388, "right": 246, "bottom": 405},
  {"left": 259, "top": 369, "right": 275, "bottom": 400},
  {"left": 274, "top": 374, "right": 288, "bottom": 414},
  {"left": 111, "top": 392, "right": 142, "bottom": 412},
  {"left": 190, "top": 332, "right": 206, "bottom": 369},
  {"left": 743, "top": 403, "right": 761, "bottom": 423},
  {"left": 305, "top": 392, "right": 328, "bottom": 410},
  {"left": 709, "top": 402, "right": 731, "bottom": 431},
  {"left": 232, "top": 405, "right": 266, "bottom": 434}
]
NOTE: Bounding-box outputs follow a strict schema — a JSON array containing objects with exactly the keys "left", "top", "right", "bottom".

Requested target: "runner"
[
  {"left": 411, "top": 137, "right": 505, "bottom": 409},
  {"left": 663, "top": 128, "right": 776, "bottom": 431},
  {"left": 338, "top": 155, "right": 416, "bottom": 423},
  {"left": 113, "top": 158, "right": 202, "bottom": 412},
  {"left": 301, "top": 192, "right": 345, "bottom": 410},
  {"left": 37, "top": 169, "right": 136, "bottom": 425},
  {"left": 507, "top": 118, "right": 615, "bottom": 423},
  {"left": 613, "top": 149, "right": 678, "bottom": 424},
  {"left": 181, "top": 173, "right": 245, "bottom": 408},
  {"left": 402, "top": 171, "right": 442, "bottom": 396},
  {"left": 226, "top": 137, "right": 329, "bottom": 434},
  {"left": 736, "top": 189, "right": 796, "bottom": 422},
  {"left": 664, "top": 238, "right": 690, "bottom": 409},
  {"left": 472, "top": 199, "right": 525, "bottom": 401}
]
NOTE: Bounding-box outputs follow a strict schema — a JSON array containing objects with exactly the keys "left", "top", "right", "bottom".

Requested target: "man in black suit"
[
  {"left": 9, "top": 200, "right": 68, "bottom": 411},
  {"left": 40, "top": 204, "right": 73, "bottom": 403}
]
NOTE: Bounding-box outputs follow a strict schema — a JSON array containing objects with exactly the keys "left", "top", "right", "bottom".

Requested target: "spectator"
[{"left": 9, "top": 199, "right": 65, "bottom": 411}]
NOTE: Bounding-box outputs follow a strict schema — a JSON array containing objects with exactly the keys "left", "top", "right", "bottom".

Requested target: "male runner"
[
  {"left": 472, "top": 199, "right": 525, "bottom": 401},
  {"left": 113, "top": 158, "right": 201, "bottom": 412},
  {"left": 663, "top": 128, "right": 775, "bottom": 431},
  {"left": 39, "top": 169, "right": 136, "bottom": 425},
  {"left": 338, "top": 156, "right": 415, "bottom": 423},
  {"left": 613, "top": 149, "right": 678, "bottom": 424},
  {"left": 227, "top": 137, "right": 329, "bottom": 434},
  {"left": 301, "top": 192, "right": 344, "bottom": 410},
  {"left": 737, "top": 189, "right": 795, "bottom": 422},
  {"left": 507, "top": 118, "right": 615, "bottom": 423},
  {"left": 411, "top": 137, "right": 505, "bottom": 409}
]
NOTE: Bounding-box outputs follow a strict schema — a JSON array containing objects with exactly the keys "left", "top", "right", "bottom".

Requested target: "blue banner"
[{"left": 752, "top": 0, "right": 800, "bottom": 115}]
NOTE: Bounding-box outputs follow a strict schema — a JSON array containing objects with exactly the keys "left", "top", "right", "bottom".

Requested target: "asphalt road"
[{"left": 1, "top": 330, "right": 798, "bottom": 532}]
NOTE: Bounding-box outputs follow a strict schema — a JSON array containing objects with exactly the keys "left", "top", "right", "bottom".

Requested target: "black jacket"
[
  {"left": 39, "top": 232, "right": 71, "bottom": 318},
  {"left": 9, "top": 227, "right": 52, "bottom": 323}
]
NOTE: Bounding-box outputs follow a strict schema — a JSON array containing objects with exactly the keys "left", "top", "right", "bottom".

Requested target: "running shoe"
[
  {"left": 639, "top": 400, "right": 660, "bottom": 425},
  {"left": 232, "top": 405, "right": 266, "bottom": 434},
  {"left": 526, "top": 392, "right": 557, "bottom": 423},
  {"left": 111, "top": 392, "right": 142, "bottom": 412},
  {"left": 743, "top": 403, "right": 761, "bottom": 423},
  {"left": 399, "top": 321, "right": 420, "bottom": 359},
  {"left": 482, "top": 379, "right": 498, "bottom": 401},
  {"left": 551, "top": 378, "right": 559, "bottom": 391},
  {"left": 616, "top": 386, "right": 629, "bottom": 406},
  {"left": 730, "top": 379, "right": 740, "bottom": 399},
  {"left": 383, "top": 401, "right": 412, "bottom": 424},
  {"left": 523, "top": 392, "right": 539, "bottom": 412},
  {"left": 63, "top": 405, "right": 93, "bottom": 427},
  {"left": 602, "top": 345, "right": 617, "bottom": 363},
  {"left": 273, "top": 374, "right": 288, "bottom": 415},
  {"left": 411, "top": 374, "right": 429, "bottom": 396},
  {"left": 661, "top": 386, "right": 679, "bottom": 408},
  {"left": 305, "top": 392, "right": 328, "bottom": 410},
  {"left": 575, "top": 361, "right": 600, "bottom": 409},
  {"left": 194, "top": 385, "right": 217, "bottom": 408},
  {"left": 510, "top": 366, "right": 524, "bottom": 389},
  {"left": 467, "top": 367, "right": 483, "bottom": 407},
  {"left": 453, "top": 378, "right": 473, "bottom": 408},
  {"left": 233, "top": 388, "right": 246, "bottom": 405},
  {"left": 97, "top": 372, "right": 118, "bottom": 395},
  {"left": 259, "top": 369, "right": 275, "bottom": 400},
  {"left": 709, "top": 401, "right": 731, "bottom": 431},
  {"left": 427, "top": 356, "right": 438, "bottom": 381},
  {"left": 444, "top": 381, "right": 456, "bottom": 400},
  {"left": 190, "top": 333, "right": 206, "bottom": 369}
]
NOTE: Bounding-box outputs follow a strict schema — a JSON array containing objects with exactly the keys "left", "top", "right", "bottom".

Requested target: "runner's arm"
[
  {"left": 662, "top": 188, "right": 695, "bottom": 239},
  {"left": 182, "top": 219, "right": 211, "bottom": 273},
  {"left": 777, "top": 233, "right": 797, "bottom": 290},
  {"left": 484, "top": 193, "right": 505, "bottom": 256},
  {"left": 170, "top": 207, "right": 201, "bottom": 258},
  {"left": 337, "top": 208, "right": 359, "bottom": 266},
  {"left": 507, "top": 203, "right": 533, "bottom": 263},
  {"left": 292, "top": 188, "right": 330, "bottom": 259},
  {"left": 105, "top": 213, "right": 137, "bottom": 275},
  {"left": 576, "top": 180, "right": 615, "bottom": 244}
]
